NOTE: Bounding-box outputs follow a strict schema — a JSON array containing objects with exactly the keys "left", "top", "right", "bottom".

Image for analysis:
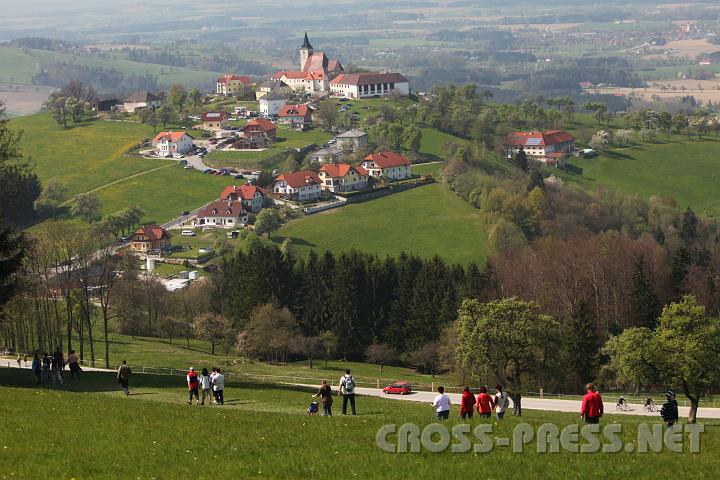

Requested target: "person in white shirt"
[
  {"left": 432, "top": 386, "right": 451, "bottom": 420},
  {"left": 200, "top": 368, "right": 213, "bottom": 405},
  {"left": 494, "top": 384, "right": 510, "bottom": 420},
  {"left": 212, "top": 368, "right": 225, "bottom": 405}
]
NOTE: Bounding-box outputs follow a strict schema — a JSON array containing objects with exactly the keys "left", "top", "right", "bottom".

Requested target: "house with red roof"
[
  {"left": 272, "top": 170, "right": 322, "bottom": 201},
  {"left": 216, "top": 74, "right": 252, "bottom": 96},
  {"left": 152, "top": 131, "right": 194, "bottom": 157},
  {"left": 193, "top": 200, "right": 248, "bottom": 229},
  {"left": 130, "top": 225, "right": 171, "bottom": 254},
  {"left": 277, "top": 104, "right": 312, "bottom": 128},
  {"left": 330, "top": 72, "right": 409, "bottom": 99},
  {"left": 361, "top": 152, "right": 412, "bottom": 180},
  {"left": 504, "top": 130, "right": 575, "bottom": 167},
  {"left": 201, "top": 111, "right": 228, "bottom": 130},
  {"left": 244, "top": 118, "right": 277, "bottom": 139},
  {"left": 220, "top": 185, "right": 266, "bottom": 213},
  {"left": 318, "top": 163, "right": 369, "bottom": 193}
]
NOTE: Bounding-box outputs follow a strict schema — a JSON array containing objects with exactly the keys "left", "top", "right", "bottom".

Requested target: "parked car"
[
  {"left": 382, "top": 382, "right": 412, "bottom": 395},
  {"left": 172, "top": 154, "right": 185, "bottom": 159},
  {"left": 181, "top": 229, "right": 195, "bottom": 236},
  {"left": 147, "top": 249, "right": 161, "bottom": 255},
  {"left": 233, "top": 174, "right": 244, "bottom": 180},
  {"left": 180, "top": 210, "right": 190, "bottom": 216},
  {"left": 178, "top": 159, "right": 187, "bottom": 165},
  {"left": 184, "top": 165, "right": 193, "bottom": 169}
]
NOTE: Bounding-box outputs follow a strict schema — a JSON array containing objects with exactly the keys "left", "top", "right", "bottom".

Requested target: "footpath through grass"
[{"left": 1, "top": 369, "right": 718, "bottom": 479}]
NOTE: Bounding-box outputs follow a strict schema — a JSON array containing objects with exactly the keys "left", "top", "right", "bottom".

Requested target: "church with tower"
[{"left": 273, "top": 32, "right": 345, "bottom": 95}]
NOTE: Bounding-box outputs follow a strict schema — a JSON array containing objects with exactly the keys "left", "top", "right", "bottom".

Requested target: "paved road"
[{"left": 297, "top": 384, "right": 720, "bottom": 419}]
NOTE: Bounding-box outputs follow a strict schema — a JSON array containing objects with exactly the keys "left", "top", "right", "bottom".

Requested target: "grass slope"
[
  {"left": 1, "top": 369, "right": 717, "bottom": 479},
  {"left": 276, "top": 182, "right": 488, "bottom": 265},
  {"left": 566, "top": 137, "right": 720, "bottom": 215}
]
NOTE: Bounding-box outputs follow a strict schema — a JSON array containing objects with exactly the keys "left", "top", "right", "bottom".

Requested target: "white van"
[{"left": 181, "top": 229, "right": 195, "bottom": 236}]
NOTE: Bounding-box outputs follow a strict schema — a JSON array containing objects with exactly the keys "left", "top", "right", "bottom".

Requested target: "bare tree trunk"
[{"left": 510, "top": 392, "right": 522, "bottom": 416}]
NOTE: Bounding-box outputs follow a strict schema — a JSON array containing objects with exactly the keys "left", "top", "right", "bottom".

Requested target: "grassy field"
[
  {"left": 1, "top": 368, "right": 718, "bottom": 479},
  {"left": 10, "top": 113, "right": 234, "bottom": 225},
  {"left": 565, "top": 136, "right": 720, "bottom": 215},
  {"left": 275, "top": 179, "right": 488, "bottom": 265},
  {"left": 205, "top": 127, "right": 333, "bottom": 170}
]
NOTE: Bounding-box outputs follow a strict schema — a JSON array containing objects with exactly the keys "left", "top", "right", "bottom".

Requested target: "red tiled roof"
[
  {"left": 330, "top": 72, "right": 408, "bottom": 86},
  {"left": 278, "top": 104, "right": 310, "bottom": 118},
  {"left": 319, "top": 163, "right": 367, "bottom": 178},
  {"left": 201, "top": 111, "right": 228, "bottom": 122},
  {"left": 220, "top": 185, "right": 264, "bottom": 201},
  {"left": 217, "top": 74, "right": 252, "bottom": 85},
  {"left": 276, "top": 70, "right": 308, "bottom": 79},
  {"left": 505, "top": 130, "right": 575, "bottom": 147},
  {"left": 133, "top": 224, "right": 170, "bottom": 241},
  {"left": 196, "top": 200, "right": 245, "bottom": 218},
  {"left": 363, "top": 151, "right": 412, "bottom": 169},
  {"left": 153, "top": 131, "right": 191, "bottom": 143},
  {"left": 275, "top": 170, "right": 321, "bottom": 189},
  {"left": 306, "top": 70, "right": 326, "bottom": 80},
  {"left": 327, "top": 59, "right": 343, "bottom": 72},
  {"left": 245, "top": 118, "right": 276, "bottom": 132},
  {"left": 302, "top": 52, "right": 328, "bottom": 73}
]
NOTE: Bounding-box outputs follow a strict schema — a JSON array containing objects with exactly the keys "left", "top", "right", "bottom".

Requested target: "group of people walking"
[
  {"left": 187, "top": 367, "right": 225, "bottom": 405},
  {"left": 432, "top": 384, "right": 510, "bottom": 420},
  {"left": 29, "top": 348, "right": 82, "bottom": 384},
  {"left": 308, "top": 369, "right": 358, "bottom": 416}
]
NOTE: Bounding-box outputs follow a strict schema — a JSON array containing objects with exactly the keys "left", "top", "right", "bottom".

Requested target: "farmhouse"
[
  {"left": 91, "top": 94, "right": 118, "bottom": 112},
  {"left": 153, "top": 131, "right": 194, "bottom": 157},
  {"left": 505, "top": 130, "right": 576, "bottom": 167},
  {"left": 362, "top": 152, "right": 412, "bottom": 180},
  {"left": 220, "top": 184, "right": 266, "bottom": 213},
  {"left": 244, "top": 118, "right": 277, "bottom": 140},
  {"left": 335, "top": 129, "right": 368, "bottom": 152},
  {"left": 318, "top": 163, "right": 369, "bottom": 193},
  {"left": 121, "top": 91, "right": 163, "bottom": 113},
  {"left": 216, "top": 74, "right": 252, "bottom": 96},
  {"left": 272, "top": 170, "right": 322, "bottom": 201},
  {"left": 258, "top": 89, "right": 287, "bottom": 116},
  {"left": 329, "top": 72, "right": 409, "bottom": 99},
  {"left": 277, "top": 104, "right": 312, "bottom": 128},
  {"left": 201, "top": 111, "right": 228, "bottom": 130},
  {"left": 130, "top": 225, "right": 171, "bottom": 253},
  {"left": 193, "top": 200, "right": 248, "bottom": 228},
  {"left": 311, "top": 147, "right": 342, "bottom": 164}
]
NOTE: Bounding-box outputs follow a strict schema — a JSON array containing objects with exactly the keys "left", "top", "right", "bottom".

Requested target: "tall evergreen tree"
[
  {"left": 629, "top": 256, "right": 659, "bottom": 328},
  {"left": 564, "top": 299, "right": 598, "bottom": 388},
  {"left": 680, "top": 207, "right": 698, "bottom": 244},
  {"left": 514, "top": 148, "right": 529, "bottom": 172}
]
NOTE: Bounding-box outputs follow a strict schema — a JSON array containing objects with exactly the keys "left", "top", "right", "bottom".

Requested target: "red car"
[{"left": 383, "top": 382, "right": 412, "bottom": 395}]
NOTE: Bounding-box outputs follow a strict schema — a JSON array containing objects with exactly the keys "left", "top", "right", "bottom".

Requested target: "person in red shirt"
[
  {"left": 460, "top": 386, "right": 476, "bottom": 420},
  {"left": 186, "top": 368, "right": 200, "bottom": 405},
  {"left": 580, "top": 383, "right": 604, "bottom": 424},
  {"left": 476, "top": 385, "right": 495, "bottom": 418}
]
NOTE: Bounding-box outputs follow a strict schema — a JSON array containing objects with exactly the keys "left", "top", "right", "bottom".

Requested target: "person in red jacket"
[
  {"left": 187, "top": 367, "right": 200, "bottom": 405},
  {"left": 476, "top": 385, "right": 495, "bottom": 418},
  {"left": 460, "top": 386, "right": 476, "bottom": 420},
  {"left": 580, "top": 383, "right": 604, "bottom": 424}
]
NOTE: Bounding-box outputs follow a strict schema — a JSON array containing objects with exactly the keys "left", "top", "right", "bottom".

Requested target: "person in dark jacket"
[
  {"left": 460, "top": 386, "right": 475, "bottom": 420},
  {"left": 314, "top": 380, "right": 333, "bottom": 416},
  {"left": 660, "top": 390, "right": 679, "bottom": 427}
]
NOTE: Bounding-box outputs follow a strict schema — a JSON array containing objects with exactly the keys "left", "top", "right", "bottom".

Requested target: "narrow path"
[{"left": 59, "top": 162, "right": 176, "bottom": 207}]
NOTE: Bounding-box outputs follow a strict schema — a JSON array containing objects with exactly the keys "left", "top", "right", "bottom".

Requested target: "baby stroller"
[{"left": 307, "top": 401, "right": 320, "bottom": 416}]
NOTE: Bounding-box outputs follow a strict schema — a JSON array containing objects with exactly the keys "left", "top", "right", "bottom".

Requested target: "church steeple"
[{"left": 301, "top": 31, "right": 313, "bottom": 50}]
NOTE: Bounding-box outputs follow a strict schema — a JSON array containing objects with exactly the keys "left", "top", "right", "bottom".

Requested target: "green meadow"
[{"left": 1, "top": 368, "right": 717, "bottom": 479}]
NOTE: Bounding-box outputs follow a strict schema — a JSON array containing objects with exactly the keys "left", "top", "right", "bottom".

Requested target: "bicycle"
[
  {"left": 615, "top": 403, "right": 631, "bottom": 411},
  {"left": 643, "top": 404, "right": 658, "bottom": 412}
]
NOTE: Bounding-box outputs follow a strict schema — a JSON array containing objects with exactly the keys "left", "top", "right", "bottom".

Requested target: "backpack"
[{"left": 343, "top": 376, "right": 355, "bottom": 394}]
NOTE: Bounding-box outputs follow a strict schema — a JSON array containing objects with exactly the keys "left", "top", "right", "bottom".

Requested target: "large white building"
[
  {"left": 330, "top": 72, "right": 409, "bottom": 99},
  {"left": 153, "top": 131, "right": 194, "bottom": 157},
  {"left": 272, "top": 32, "right": 344, "bottom": 95},
  {"left": 361, "top": 152, "right": 412, "bottom": 180},
  {"left": 258, "top": 89, "right": 287, "bottom": 116},
  {"left": 272, "top": 170, "right": 322, "bottom": 201}
]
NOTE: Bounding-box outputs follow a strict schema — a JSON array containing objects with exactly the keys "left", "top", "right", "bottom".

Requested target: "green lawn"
[
  {"left": 11, "top": 113, "right": 159, "bottom": 197},
  {"left": 1, "top": 369, "right": 717, "bottom": 479},
  {"left": 564, "top": 137, "right": 720, "bottom": 215},
  {"left": 275, "top": 182, "right": 488, "bottom": 265}
]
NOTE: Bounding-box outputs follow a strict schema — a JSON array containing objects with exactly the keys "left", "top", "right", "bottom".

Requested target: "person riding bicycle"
[
  {"left": 617, "top": 396, "right": 627, "bottom": 407},
  {"left": 644, "top": 397, "right": 655, "bottom": 408}
]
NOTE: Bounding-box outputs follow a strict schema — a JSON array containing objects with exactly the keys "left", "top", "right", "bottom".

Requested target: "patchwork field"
[
  {"left": 587, "top": 80, "right": 720, "bottom": 103},
  {"left": 1, "top": 368, "right": 718, "bottom": 479}
]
